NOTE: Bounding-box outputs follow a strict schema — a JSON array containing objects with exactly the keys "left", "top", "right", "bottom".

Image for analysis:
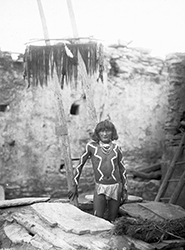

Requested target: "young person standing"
[{"left": 68, "top": 120, "right": 127, "bottom": 222}]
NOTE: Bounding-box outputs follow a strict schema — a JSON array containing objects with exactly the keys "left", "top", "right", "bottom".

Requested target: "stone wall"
[
  {"left": 101, "top": 46, "right": 169, "bottom": 157},
  {"left": 0, "top": 47, "right": 171, "bottom": 199},
  {"left": 160, "top": 53, "right": 185, "bottom": 208},
  {"left": 163, "top": 53, "right": 185, "bottom": 149}
]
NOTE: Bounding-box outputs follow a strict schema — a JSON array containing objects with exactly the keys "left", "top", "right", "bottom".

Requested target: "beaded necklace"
[{"left": 99, "top": 141, "right": 113, "bottom": 154}]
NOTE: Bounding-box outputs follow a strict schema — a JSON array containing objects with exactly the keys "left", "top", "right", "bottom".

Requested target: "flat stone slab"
[
  {"left": 140, "top": 201, "right": 185, "bottom": 220},
  {"left": 0, "top": 197, "right": 50, "bottom": 208},
  {"left": 31, "top": 202, "right": 113, "bottom": 235},
  {"left": 85, "top": 194, "right": 143, "bottom": 203},
  {"left": 4, "top": 203, "right": 155, "bottom": 250},
  {"left": 120, "top": 201, "right": 185, "bottom": 222}
]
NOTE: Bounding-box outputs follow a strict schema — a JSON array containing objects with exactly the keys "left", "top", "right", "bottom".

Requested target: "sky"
[{"left": 0, "top": 0, "right": 185, "bottom": 58}]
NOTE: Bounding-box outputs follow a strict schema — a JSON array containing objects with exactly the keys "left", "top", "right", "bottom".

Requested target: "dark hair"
[{"left": 91, "top": 120, "right": 118, "bottom": 142}]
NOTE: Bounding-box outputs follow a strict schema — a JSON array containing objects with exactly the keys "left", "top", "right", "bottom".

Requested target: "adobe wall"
[{"left": 0, "top": 47, "right": 171, "bottom": 199}]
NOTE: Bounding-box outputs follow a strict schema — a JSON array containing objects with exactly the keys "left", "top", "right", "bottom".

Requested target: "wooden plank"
[
  {"left": 0, "top": 197, "right": 50, "bottom": 208},
  {"left": 131, "top": 170, "right": 161, "bottom": 179},
  {"left": 135, "top": 162, "right": 161, "bottom": 173},
  {"left": 175, "top": 160, "right": 185, "bottom": 165},
  {"left": 168, "top": 179, "right": 179, "bottom": 182}
]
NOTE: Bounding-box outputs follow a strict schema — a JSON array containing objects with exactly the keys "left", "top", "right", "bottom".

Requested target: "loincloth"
[{"left": 95, "top": 182, "right": 121, "bottom": 201}]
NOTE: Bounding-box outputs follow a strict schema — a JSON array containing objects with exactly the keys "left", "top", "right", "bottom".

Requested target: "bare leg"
[
  {"left": 107, "top": 198, "right": 120, "bottom": 222},
  {"left": 93, "top": 189, "right": 107, "bottom": 218},
  {"left": 107, "top": 185, "right": 122, "bottom": 222}
]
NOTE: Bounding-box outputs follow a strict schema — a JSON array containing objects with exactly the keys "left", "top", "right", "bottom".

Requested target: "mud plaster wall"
[{"left": 0, "top": 47, "right": 170, "bottom": 199}]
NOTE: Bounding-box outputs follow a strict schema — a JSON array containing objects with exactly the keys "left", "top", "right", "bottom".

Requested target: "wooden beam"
[
  {"left": 66, "top": 0, "right": 98, "bottom": 131},
  {"left": 36, "top": 0, "right": 78, "bottom": 206},
  {"left": 52, "top": 72, "right": 78, "bottom": 207},
  {"left": 131, "top": 170, "right": 161, "bottom": 180},
  {"left": 66, "top": 0, "right": 79, "bottom": 38},
  {"left": 36, "top": 0, "right": 50, "bottom": 45}
]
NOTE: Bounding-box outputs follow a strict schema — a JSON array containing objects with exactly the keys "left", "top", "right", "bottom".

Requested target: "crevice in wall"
[{"left": 59, "top": 160, "right": 66, "bottom": 174}]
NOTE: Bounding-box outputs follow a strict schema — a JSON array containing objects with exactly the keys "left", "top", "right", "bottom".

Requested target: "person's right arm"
[
  {"left": 74, "top": 143, "right": 91, "bottom": 185},
  {"left": 68, "top": 143, "right": 91, "bottom": 200}
]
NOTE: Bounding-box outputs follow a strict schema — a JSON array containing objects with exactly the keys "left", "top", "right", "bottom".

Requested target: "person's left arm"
[{"left": 118, "top": 146, "right": 128, "bottom": 201}]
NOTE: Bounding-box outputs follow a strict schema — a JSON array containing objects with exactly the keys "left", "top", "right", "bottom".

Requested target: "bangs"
[
  {"left": 91, "top": 119, "right": 118, "bottom": 142},
  {"left": 96, "top": 120, "right": 114, "bottom": 132}
]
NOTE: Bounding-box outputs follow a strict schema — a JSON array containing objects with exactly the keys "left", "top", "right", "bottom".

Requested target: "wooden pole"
[
  {"left": 52, "top": 72, "right": 78, "bottom": 206},
  {"left": 78, "top": 51, "right": 97, "bottom": 130},
  {"left": 66, "top": 0, "right": 98, "bottom": 131},
  {"left": 37, "top": 0, "right": 78, "bottom": 206},
  {"left": 36, "top": 0, "right": 50, "bottom": 45},
  {"left": 155, "top": 133, "right": 185, "bottom": 201},
  {"left": 66, "top": 0, "right": 79, "bottom": 38},
  {"left": 169, "top": 170, "right": 185, "bottom": 204}
]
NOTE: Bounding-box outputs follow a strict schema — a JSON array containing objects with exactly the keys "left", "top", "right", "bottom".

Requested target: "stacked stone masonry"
[{"left": 0, "top": 47, "right": 184, "bottom": 200}]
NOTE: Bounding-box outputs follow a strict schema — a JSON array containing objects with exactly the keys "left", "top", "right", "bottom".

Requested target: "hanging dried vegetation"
[{"left": 24, "top": 42, "right": 104, "bottom": 88}]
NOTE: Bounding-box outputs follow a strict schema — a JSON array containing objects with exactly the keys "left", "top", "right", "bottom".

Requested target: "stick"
[
  {"left": 36, "top": 0, "right": 78, "bottom": 206},
  {"left": 36, "top": 0, "right": 50, "bottom": 45}
]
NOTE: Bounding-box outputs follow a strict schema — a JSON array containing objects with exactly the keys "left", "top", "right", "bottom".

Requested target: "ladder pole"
[
  {"left": 155, "top": 133, "right": 185, "bottom": 201},
  {"left": 36, "top": 0, "right": 50, "bottom": 45},
  {"left": 66, "top": 0, "right": 79, "bottom": 38},
  {"left": 169, "top": 170, "right": 185, "bottom": 204},
  {"left": 66, "top": 0, "right": 97, "bottom": 130},
  {"left": 36, "top": 0, "right": 78, "bottom": 206}
]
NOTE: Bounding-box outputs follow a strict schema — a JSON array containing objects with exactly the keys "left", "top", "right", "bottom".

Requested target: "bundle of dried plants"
[{"left": 113, "top": 216, "right": 185, "bottom": 243}]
